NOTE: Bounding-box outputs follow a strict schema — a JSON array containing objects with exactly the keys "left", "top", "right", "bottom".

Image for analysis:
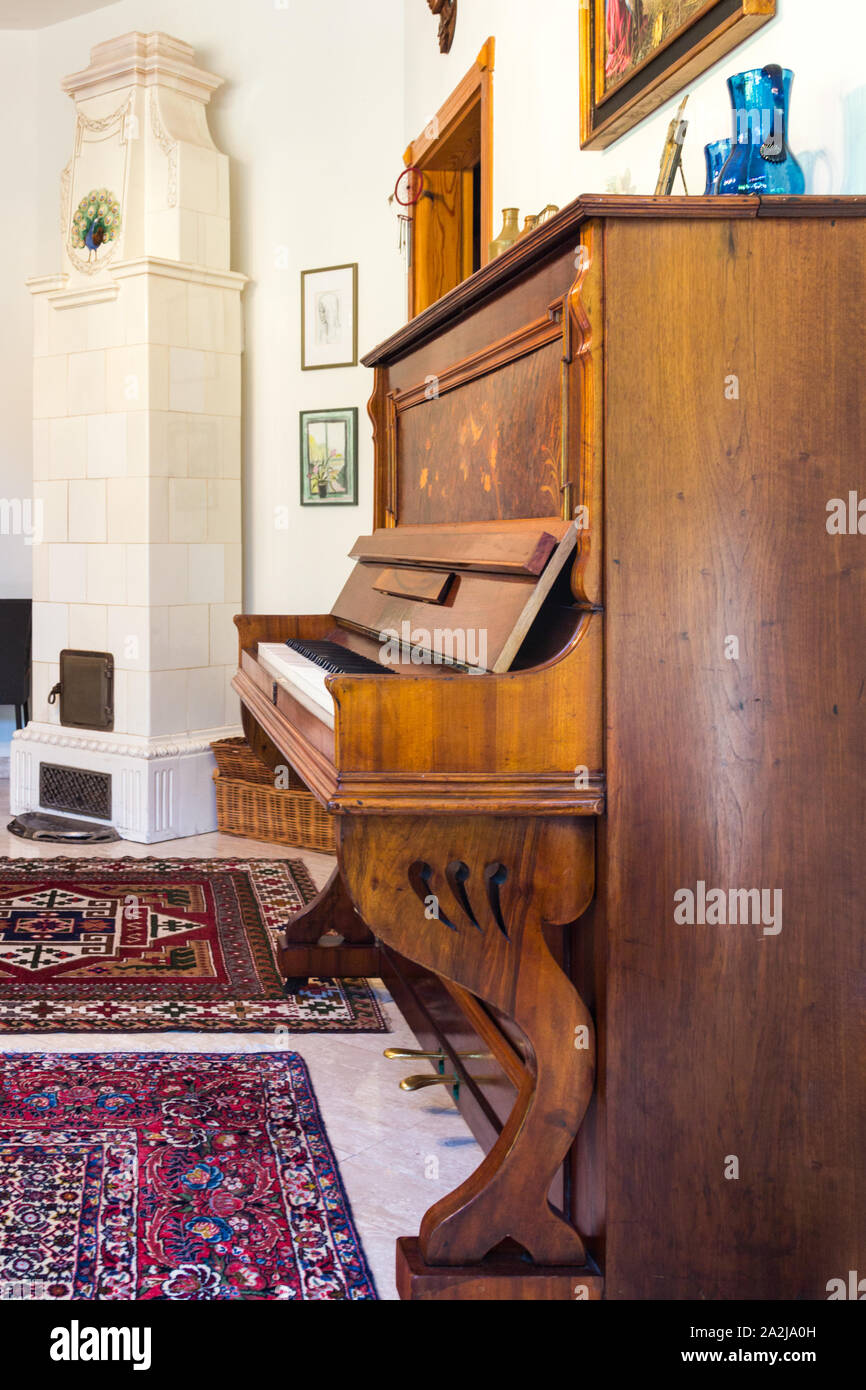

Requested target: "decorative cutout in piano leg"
[
  {"left": 445, "top": 859, "right": 479, "bottom": 930},
  {"left": 409, "top": 858, "right": 457, "bottom": 931},
  {"left": 340, "top": 814, "right": 598, "bottom": 1286},
  {"left": 483, "top": 861, "right": 509, "bottom": 939}
]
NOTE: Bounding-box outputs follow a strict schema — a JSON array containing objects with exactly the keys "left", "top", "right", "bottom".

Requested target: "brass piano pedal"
[
  {"left": 399, "top": 1073, "right": 459, "bottom": 1092},
  {"left": 399, "top": 1072, "right": 499, "bottom": 1093},
  {"left": 383, "top": 1047, "right": 491, "bottom": 1061}
]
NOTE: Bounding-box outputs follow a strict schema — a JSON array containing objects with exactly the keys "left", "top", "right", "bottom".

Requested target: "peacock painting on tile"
[
  {"left": 604, "top": 0, "right": 707, "bottom": 87},
  {"left": 70, "top": 188, "right": 121, "bottom": 264}
]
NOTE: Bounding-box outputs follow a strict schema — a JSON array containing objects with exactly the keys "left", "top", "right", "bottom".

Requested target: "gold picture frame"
[{"left": 580, "top": 0, "right": 776, "bottom": 150}]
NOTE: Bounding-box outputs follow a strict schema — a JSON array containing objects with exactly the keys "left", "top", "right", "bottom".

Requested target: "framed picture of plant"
[
  {"left": 580, "top": 1, "right": 776, "bottom": 149},
  {"left": 300, "top": 407, "right": 358, "bottom": 506},
  {"left": 300, "top": 263, "right": 358, "bottom": 370}
]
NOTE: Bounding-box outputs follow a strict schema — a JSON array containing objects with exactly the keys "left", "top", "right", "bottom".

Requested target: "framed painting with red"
[{"left": 580, "top": 0, "right": 776, "bottom": 149}]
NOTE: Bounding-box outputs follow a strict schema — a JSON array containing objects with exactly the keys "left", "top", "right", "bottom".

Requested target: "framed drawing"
[
  {"left": 580, "top": 1, "right": 776, "bottom": 149},
  {"left": 300, "top": 407, "right": 358, "bottom": 506},
  {"left": 300, "top": 263, "right": 358, "bottom": 370}
]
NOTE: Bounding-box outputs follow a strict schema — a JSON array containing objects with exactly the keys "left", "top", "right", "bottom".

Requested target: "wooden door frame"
[{"left": 404, "top": 37, "right": 495, "bottom": 320}]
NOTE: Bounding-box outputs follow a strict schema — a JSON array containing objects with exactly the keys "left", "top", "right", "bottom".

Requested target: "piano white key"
[
  {"left": 257, "top": 643, "right": 335, "bottom": 729},
  {"left": 257, "top": 643, "right": 334, "bottom": 700}
]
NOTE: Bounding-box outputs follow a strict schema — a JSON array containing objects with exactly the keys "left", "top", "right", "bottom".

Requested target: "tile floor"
[{"left": 0, "top": 780, "right": 483, "bottom": 1300}]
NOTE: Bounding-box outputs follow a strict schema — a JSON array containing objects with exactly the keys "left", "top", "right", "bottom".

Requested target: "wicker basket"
[
  {"left": 212, "top": 736, "right": 281, "bottom": 784},
  {"left": 211, "top": 738, "right": 334, "bottom": 853}
]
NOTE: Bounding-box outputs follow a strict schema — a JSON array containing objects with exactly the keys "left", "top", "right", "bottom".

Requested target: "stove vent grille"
[{"left": 39, "top": 763, "right": 112, "bottom": 822}]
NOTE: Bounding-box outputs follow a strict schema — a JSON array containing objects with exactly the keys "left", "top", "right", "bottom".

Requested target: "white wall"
[
  {"left": 404, "top": 0, "right": 866, "bottom": 217},
  {"left": 0, "top": 32, "right": 37, "bottom": 608},
  {"left": 27, "top": 0, "right": 405, "bottom": 622}
]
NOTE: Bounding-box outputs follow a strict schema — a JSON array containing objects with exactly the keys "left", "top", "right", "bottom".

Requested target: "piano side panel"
[{"left": 600, "top": 215, "right": 866, "bottom": 1299}]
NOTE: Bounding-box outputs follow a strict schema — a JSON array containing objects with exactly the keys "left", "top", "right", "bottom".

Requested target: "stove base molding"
[{"left": 10, "top": 722, "right": 241, "bottom": 843}]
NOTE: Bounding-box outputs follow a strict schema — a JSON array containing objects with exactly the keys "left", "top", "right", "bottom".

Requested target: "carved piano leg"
[
  {"left": 278, "top": 864, "right": 380, "bottom": 983},
  {"left": 338, "top": 813, "right": 600, "bottom": 1300}
]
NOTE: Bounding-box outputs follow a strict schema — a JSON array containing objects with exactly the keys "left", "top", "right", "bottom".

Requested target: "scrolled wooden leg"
[
  {"left": 339, "top": 814, "right": 597, "bottom": 1268},
  {"left": 420, "top": 942, "right": 594, "bottom": 1265}
]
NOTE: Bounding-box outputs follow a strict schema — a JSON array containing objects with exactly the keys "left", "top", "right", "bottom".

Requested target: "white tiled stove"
[{"left": 11, "top": 33, "right": 248, "bottom": 841}]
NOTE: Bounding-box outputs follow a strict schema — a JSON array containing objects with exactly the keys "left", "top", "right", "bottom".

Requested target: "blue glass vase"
[
  {"left": 703, "top": 139, "right": 732, "bottom": 194},
  {"left": 717, "top": 65, "right": 805, "bottom": 196}
]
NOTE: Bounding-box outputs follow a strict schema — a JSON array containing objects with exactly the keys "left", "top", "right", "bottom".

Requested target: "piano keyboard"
[
  {"left": 283, "top": 637, "right": 395, "bottom": 676},
  {"left": 257, "top": 639, "right": 392, "bottom": 730}
]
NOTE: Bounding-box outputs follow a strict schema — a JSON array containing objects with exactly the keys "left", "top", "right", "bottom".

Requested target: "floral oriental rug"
[
  {"left": 0, "top": 858, "right": 386, "bottom": 1034},
  {"left": 0, "top": 1051, "right": 377, "bottom": 1299}
]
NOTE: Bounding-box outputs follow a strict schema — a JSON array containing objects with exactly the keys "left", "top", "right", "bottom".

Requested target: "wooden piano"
[{"left": 236, "top": 195, "right": 866, "bottom": 1301}]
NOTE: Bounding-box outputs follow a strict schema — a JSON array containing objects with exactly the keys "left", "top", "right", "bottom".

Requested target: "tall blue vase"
[
  {"left": 717, "top": 65, "right": 805, "bottom": 196},
  {"left": 703, "top": 139, "right": 732, "bottom": 194}
]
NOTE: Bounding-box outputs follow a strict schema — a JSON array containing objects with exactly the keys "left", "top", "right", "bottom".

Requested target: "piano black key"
[{"left": 283, "top": 637, "right": 394, "bottom": 676}]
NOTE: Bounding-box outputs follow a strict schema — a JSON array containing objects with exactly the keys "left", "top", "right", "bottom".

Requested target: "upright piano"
[{"left": 236, "top": 194, "right": 866, "bottom": 1301}]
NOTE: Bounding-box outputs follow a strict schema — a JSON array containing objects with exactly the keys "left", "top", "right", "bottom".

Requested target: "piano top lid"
[{"left": 362, "top": 193, "right": 866, "bottom": 369}]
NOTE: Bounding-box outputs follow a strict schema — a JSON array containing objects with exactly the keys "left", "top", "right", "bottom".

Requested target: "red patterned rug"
[
  {"left": 0, "top": 1051, "right": 376, "bottom": 1299},
  {"left": 0, "top": 858, "right": 386, "bottom": 1033}
]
